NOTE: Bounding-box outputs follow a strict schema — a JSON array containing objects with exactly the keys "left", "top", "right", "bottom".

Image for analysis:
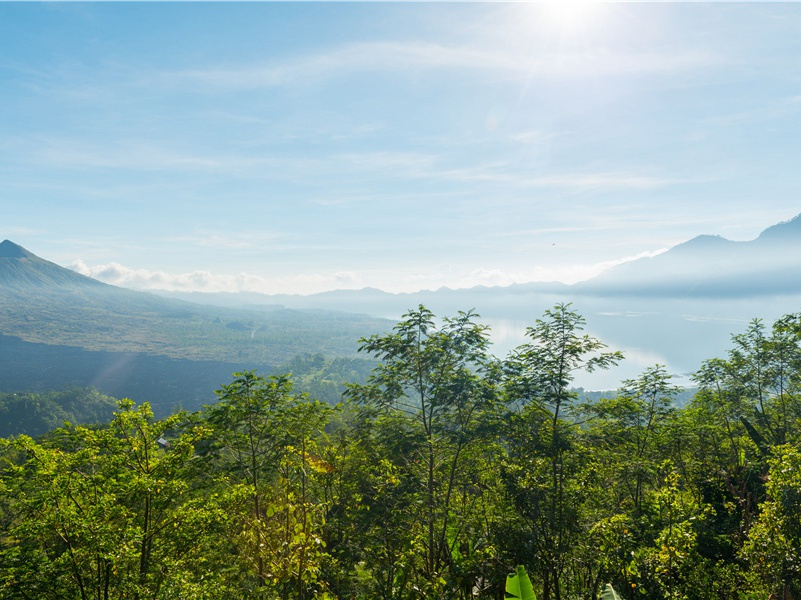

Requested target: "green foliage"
[
  {"left": 581, "top": 366, "right": 678, "bottom": 515},
  {"left": 506, "top": 565, "right": 536, "bottom": 600},
  {"left": 202, "top": 370, "right": 334, "bottom": 599},
  {"left": 2, "top": 305, "right": 801, "bottom": 599},
  {"left": 0, "top": 399, "right": 225, "bottom": 600},
  {"left": 502, "top": 303, "right": 622, "bottom": 600},
  {"left": 0, "top": 388, "right": 118, "bottom": 438},
  {"left": 278, "top": 353, "right": 377, "bottom": 405},
  {"left": 741, "top": 445, "right": 801, "bottom": 599},
  {"left": 346, "top": 306, "right": 504, "bottom": 598}
]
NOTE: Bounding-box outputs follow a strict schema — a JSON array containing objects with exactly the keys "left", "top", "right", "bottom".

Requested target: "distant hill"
[
  {"left": 5, "top": 212, "right": 801, "bottom": 411},
  {"left": 573, "top": 214, "right": 801, "bottom": 297},
  {"left": 0, "top": 387, "right": 119, "bottom": 438},
  {"left": 155, "top": 214, "right": 801, "bottom": 313},
  {"left": 150, "top": 214, "right": 801, "bottom": 391},
  {"left": 0, "top": 241, "right": 391, "bottom": 413}
]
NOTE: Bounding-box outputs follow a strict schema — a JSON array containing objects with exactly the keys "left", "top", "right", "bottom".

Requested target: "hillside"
[
  {"left": 0, "top": 239, "right": 390, "bottom": 360},
  {"left": 0, "top": 240, "right": 110, "bottom": 289},
  {"left": 0, "top": 241, "right": 391, "bottom": 412}
]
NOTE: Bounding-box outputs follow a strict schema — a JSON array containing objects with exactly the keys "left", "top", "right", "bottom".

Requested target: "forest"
[{"left": 1, "top": 303, "right": 800, "bottom": 600}]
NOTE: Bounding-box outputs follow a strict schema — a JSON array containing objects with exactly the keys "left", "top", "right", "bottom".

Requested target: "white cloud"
[
  {"left": 69, "top": 259, "right": 365, "bottom": 296},
  {"left": 453, "top": 248, "right": 672, "bottom": 288},
  {"left": 70, "top": 247, "right": 668, "bottom": 296},
  {"left": 28, "top": 136, "right": 306, "bottom": 174},
  {"left": 164, "top": 42, "right": 516, "bottom": 90}
]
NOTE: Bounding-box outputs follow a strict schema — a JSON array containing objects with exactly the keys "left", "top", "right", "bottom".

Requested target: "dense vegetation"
[
  {"left": 0, "top": 288, "right": 390, "bottom": 364},
  {"left": 2, "top": 303, "right": 801, "bottom": 599},
  {"left": 0, "top": 388, "right": 119, "bottom": 438},
  {"left": 0, "top": 321, "right": 384, "bottom": 416}
]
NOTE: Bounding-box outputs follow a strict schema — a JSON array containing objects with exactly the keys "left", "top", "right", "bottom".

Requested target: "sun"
[
  {"left": 541, "top": 1, "right": 606, "bottom": 37},
  {"left": 499, "top": 1, "right": 613, "bottom": 48}
]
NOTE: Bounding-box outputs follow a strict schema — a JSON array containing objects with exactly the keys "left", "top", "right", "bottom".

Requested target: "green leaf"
[
  {"left": 600, "top": 583, "right": 622, "bottom": 600},
  {"left": 505, "top": 565, "right": 536, "bottom": 600}
]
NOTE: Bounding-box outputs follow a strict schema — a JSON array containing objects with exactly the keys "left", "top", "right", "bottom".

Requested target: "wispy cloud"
[
  {"left": 15, "top": 133, "right": 698, "bottom": 197},
  {"left": 434, "top": 162, "right": 693, "bottom": 191},
  {"left": 19, "top": 135, "right": 326, "bottom": 177},
  {"left": 163, "top": 42, "right": 516, "bottom": 90},
  {"left": 165, "top": 232, "right": 285, "bottom": 251},
  {"left": 391, "top": 249, "right": 674, "bottom": 292},
  {"left": 162, "top": 41, "right": 720, "bottom": 92},
  {"left": 70, "top": 259, "right": 364, "bottom": 296},
  {"left": 451, "top": 248, "right": 671, "bottom": 288}
]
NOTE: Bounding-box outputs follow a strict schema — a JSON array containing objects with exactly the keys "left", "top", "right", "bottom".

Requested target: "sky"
[{"left": 3, "top": 2, "right": 801, "bottom": 295}]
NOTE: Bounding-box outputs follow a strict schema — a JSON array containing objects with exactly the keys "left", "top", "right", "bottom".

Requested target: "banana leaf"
[
  {"left": 600, "top": 583, "right": 621, "bottom": 600},
  {"left": 505, "top": 565, "right": 536, "bottom": 600}
]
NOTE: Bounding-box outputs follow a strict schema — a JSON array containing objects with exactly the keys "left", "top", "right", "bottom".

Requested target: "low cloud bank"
[
  {"left": 70, "top": 259, "right": 361, "bottom": 296},
  {"left": 70, "top": 248, "right": 667, "bottom": 296}
]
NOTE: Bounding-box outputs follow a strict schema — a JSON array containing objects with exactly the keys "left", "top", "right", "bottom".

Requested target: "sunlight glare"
[{"left": 541, "top": 0, "right": 606, "bottom": 37}]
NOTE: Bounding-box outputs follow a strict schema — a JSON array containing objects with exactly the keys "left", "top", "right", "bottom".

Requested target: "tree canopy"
[{"left": 3, "top": 303, "right": 801, "bottom": 599}]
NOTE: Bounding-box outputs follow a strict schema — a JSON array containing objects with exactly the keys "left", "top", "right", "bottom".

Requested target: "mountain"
[
  {"left": 6, "top": 212, "right": 801, "bottom": 410},
  {"left": 155, "top": 214, "right": 801, "bottom": 314},
  {"left": 0, "top": 241, "right": 392, "bottom": 414},
  {"left": 0, "top": 239, "right": 108, "bottom": 290},
  {"left": 756, "top": 212, "right": 801, "bottom": 243},
  {"left": 150, "top": 214, "right": 801, "bottom": 391},
  {"left": 574, "top": 214, "right": 801, "bottom": 297}
]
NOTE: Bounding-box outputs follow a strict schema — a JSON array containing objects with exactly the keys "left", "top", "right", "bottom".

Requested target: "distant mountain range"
[
  {"left": 2, "top": 213, "right": 801, "bottom": 409},
  {"left": 155, "top": 213, "right": 801, "bottom": 315},
  {"left": 150, "top": 214, "right": 801, "bottom": 390}
]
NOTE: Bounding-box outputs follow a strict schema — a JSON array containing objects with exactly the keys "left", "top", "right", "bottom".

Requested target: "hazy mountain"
[
  {"left": 0, "top": 241, "right": 391, "bottom": 413},
  {"left": 5, "top": 212, "right": 801, "bottom": 407},
  {"left": 152, "top": 214, "right": 801, "bottom": 390},
  {"left": 574, "top": 214, "right": 801, "bottom": 297},
  {"left": 155, "top": 214, "right": 801, "bottom": 313},
  {"left": 156, "top": 282, "right": 574, "bottom": 322}
]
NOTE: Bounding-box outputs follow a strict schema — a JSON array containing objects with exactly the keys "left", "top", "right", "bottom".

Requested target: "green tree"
[
  {"left": 741, "top": 444, "right": 801, "bottom": 599},
  {"left": 690, "top": 315, "right": 801, "bottom": 539},
  {"left": 503, "top": 303, "right": 622, "bottom": 600},
  {"left": 0, "top": 399, "right": 223, "bottom": 600},
  {"left": 346, "top": 306, "right": 502, "bottom": 598},
  {"left": 202, "top": 371, "right": 332, "bottom": 600},
  {"left": 582, "top": 365, "right": 678, "bottom": 515}
]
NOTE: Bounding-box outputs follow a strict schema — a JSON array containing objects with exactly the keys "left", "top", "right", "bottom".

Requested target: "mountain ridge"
[
  {"left": 0, "top": 240, "right": 35, "bottom": 259},
  {"left": 0, "top": 243, "right": 393, "bottom": 411},
  {"left": 150, "top": 213, "right": 801, "bottom": 309},
  {"left": 0, "top": 239, "right": 110, "bottom": 290},
  {"left": 3, "top": 211, "right": 801, "bottom": 403},
  {"left": 570, "top": 213, "right": 801, "bottom": 297}
]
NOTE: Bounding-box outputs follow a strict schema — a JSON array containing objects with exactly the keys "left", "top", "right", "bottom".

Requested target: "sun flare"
[{"left": 541, "top": 1, "right": 606, "bottom": 37}]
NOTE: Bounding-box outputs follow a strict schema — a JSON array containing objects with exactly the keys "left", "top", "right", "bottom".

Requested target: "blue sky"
[{"left": 3, "top": 2, "right": 801, "bottom": 295}]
